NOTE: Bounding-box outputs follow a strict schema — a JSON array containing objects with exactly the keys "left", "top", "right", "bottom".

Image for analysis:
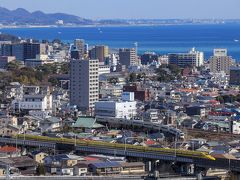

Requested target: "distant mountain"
[
  {"left": 0, "top": 7, "right": 240, "bottom": 27},
  {"left": 0, "top": 7, "right": 93, "bottom": 25}
]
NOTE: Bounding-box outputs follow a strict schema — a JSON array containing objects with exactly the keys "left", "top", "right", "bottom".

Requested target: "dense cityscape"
[
  {"left": 0, "top": 31, "right": 239, "bottom": 179},
  {"left": 0, "top": 1, "right": 240, "bottom": 180}
]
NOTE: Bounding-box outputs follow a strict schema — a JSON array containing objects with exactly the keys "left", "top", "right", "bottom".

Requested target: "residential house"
[
  {"left": 0, "top": 116, "right": 18, "bottom": 127},
  {"left": 0, "top": 124, "right": 20, "bottom": 137},
  {"left": 73, "top": 163, "right": 88, "bottom": 176},
  {"left": 0, "top": 156, "right": 37, "bottom": 175},
  {"left": 120, "top": 162, "right": 145, "bottom": 175},
  {"left": 30, "top": 151, "right": 48, "bottom": 164},
  {"left": 89, "top": 162, "right": 121, "bottom": 175},
  {"left": 0, "top": 146, "right": 21, "bottom": 158},
  {"left": 40, "top": 116, "right": 62, "bottom": 132},
  {"left": 186, "top": 105, "right": 206, "bottom": 117},
  {"left": 143, "top": 109, "right": 160, "bottom": 123},
  {"left": 44, "top": 154, "right": 82, "bottom": 175},
  {"left": 123, "top": 84, "right": 150, "bottom": 102},
  {"left": 21, "top": 116, "right": 41, "bottom": 131},
  {"left": 11, "top": 85, "right": 52, "bottom": 114},
  {"left": 63, "top": 118, "right": 75, "bottom": 127}
]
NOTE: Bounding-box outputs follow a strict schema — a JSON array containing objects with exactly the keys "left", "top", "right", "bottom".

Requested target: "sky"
[{"left": 0, "top": 0, "right": 239, "bottom": 19}]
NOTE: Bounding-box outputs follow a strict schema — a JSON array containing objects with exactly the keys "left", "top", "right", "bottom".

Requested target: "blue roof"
[
  {"left": 90, "top": 162, "right": 121, "bottom": 168},
  {"left": 234, "top": 115, "right": 240, "bottom": 120},
  {"left": 47, "top": 154, "right": 69, "bottom": 161},
  {"left": 31, "top": 150, "right": 46, "bottom": 156}
]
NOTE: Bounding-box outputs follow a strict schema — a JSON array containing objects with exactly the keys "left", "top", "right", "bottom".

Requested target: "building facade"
[
  {"left": 11, "top": 86, "right": 52, "bottom": 113},
  {"left": 70, "top": 59, "right": 99, "bottom": 111},
  {"left": 229, "top": 67, "right": 240, "bottom": 85},
  {"left": 168, "top": 48, "right": 204, "bottom": 67},
  {"left": 89, "top": 45, "right": 109, "bottom": 63},
  {"left": 74, "top": 39, "right": 85, "bottom": 57},
  {"left": 95, "top": 101, "right": 137, "bottom": 120},
  {"left": 12, "top": 43, "right": 46, "bottom": 61},
  {"left": 141, "top": 52, "right": 158, "bottom": 65},
  {"left": 209, "top": 49, "right": 235, "bottom": 74},
  {"left": 0, "top": 56, "right": 15, "bottom": 69},
  {"left": 119, "top": 48, "right": 136, "bottom": 67}
]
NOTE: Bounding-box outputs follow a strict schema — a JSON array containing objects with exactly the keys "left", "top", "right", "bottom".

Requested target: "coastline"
[{"left": 0, "top": 23, "right": 235, "bottom": 29}]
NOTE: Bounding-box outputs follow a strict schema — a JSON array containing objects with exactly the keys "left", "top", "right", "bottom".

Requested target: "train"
[{"left": 15, "top": 134, "right": 215, "bottom": 161}]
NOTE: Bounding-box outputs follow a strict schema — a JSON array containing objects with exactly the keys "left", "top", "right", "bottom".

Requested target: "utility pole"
[{"left": 6, "top": 164, "right": 10, "bottom": 180}]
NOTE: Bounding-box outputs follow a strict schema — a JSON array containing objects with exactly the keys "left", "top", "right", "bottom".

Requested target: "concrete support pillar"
[
  {"left": 145, "top": 160, "right": 157, "bottom": 173},
  {"left": 145, "top": 161, "right": 152, "bottom": 172},
  {"left": 180, "top": 163, "right": 195, "bottom": 175},
  {"left": 231, "top": 172, "right": 240, "bottom": 180}
]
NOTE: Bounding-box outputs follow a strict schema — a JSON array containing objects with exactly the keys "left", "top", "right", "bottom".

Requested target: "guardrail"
[
  {"left": 0, "top": 137, "right": 55, "bottom": 148},
  {"left": 1, "top": 136, "right": 240, "bottom": 172},
  {"left": 6, "top": 135, "right": 215, "bottom": 161}
]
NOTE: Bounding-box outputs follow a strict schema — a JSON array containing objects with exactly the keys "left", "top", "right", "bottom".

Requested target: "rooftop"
[
  {"left": 72, "top": 117, "right": 104, "bottom": 129},
  {"left": 0, "top": 146, "right": 20, "bottom": 153}
]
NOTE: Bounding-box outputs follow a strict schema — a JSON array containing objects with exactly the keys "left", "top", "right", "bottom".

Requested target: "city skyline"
[{"left": 0, "top": 0, "right": 239, "bottom": 19}]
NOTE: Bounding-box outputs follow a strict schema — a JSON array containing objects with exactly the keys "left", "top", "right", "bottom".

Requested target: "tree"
[
  {"left": 137, "top": 73, "right": 146, "bottom": 81},
  {"left": 59, "top": 62, "right": 69, "bottom": 74},
  {"left": 129, "top": 73, "right": 137, "bottom": 82},
  {"left": 36, "top": 164, "right": 46, "bottom": 175},
  {"left": 108, "top": 77, "right": 119, "bottom": 84},
  {"left": 216, "top": 96, "right": 224, "bottom": 104},
  {"left": 7, "top": 61, "right": 21, "bottom": 71},
  {"left": 48, "top": 77, "right": 59, "bottom": 86},
  {"left": 62, "top": 124, "right": 71, "bottom": 133}
]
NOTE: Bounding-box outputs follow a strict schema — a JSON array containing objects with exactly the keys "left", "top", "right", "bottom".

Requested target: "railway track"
[{"left": 183, "top": 128, "right": 240, "bottom": 140}]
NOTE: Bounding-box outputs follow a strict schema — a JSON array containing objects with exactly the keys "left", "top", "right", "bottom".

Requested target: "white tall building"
[
  {"left": 70, "top": 59, "right": 99, "bottom": 111},
  {"left": 209, "top": 49, "right": 235, "bottom": 74},
  {"left": 95, "top": 92, "right": 136, "bottom": 120},
  {"left": 95, "top": 101, "right": 137, "bottom": 120},
  {"left": 168, "top": 48, "right": 204, "bottom": 67},
  {"left": 11, "top": 86, "right": 52, "bottom": 113}
]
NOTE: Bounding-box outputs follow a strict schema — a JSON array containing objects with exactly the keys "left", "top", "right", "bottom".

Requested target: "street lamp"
[
  {"left": 74, "top": 134, "right": 77, "bottom": 146},
  {"left": 15, "top": 129, "right": 21, "bottom": 150},
  {"left": 174, "top": 134, "right": 178, "bottom": 158}
]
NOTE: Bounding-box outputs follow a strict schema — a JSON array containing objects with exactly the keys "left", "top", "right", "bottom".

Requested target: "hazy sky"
[{"left": 0, "top": 0, "right": 239, "bottom": 19}]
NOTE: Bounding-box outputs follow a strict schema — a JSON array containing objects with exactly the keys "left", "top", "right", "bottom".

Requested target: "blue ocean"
[{"left": 1, "top": 24, "right": 240, "bottom": 59}]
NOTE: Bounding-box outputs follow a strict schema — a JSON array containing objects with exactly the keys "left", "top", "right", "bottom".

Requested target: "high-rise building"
[
  {"left": 168, "top": 48, "right": 204, "bottom": 67},
  {"left": 71, "top": 49, "right": 82, "bottom": 59},
  {"left": 71, "top": 39, "right": 86, "bottom": 59},
  {"left": 70, "top": 59, "right": 99, "bottom": 111},
  {"left": 119, "top": 48, "right": 136, "bottom": 67},
  {"left": 209, "top": 49, "right": 235, "bottom": 74},
  {"left": 5, "top": 43, "right": 47, "bottom": 61},
  {"left": 89, "top": 45, "right": 109, "bottom": 63},
  {"left": 74, "top": 39, "right": 85, "bottom": 57},
  {"left": 141, "top": 52, "right": 158, "bottom": 65},
  {"left": 84, "top": 44, "right": 89, "bottom": 55},
  {"left": 229, "top": 67, "right": 240, "bottom": 85},
  {"left": 1, "top": 44, "right": 12, "bottom": 56}
]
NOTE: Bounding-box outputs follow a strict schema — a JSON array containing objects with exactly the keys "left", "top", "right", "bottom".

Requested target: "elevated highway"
[{"left": 0, "top": 135, "right": 240, "bottom": 172}]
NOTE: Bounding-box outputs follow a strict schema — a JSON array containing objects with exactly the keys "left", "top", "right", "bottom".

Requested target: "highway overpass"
[{"left": 0, "top": 136, "right": 240, "bottom": 173}]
